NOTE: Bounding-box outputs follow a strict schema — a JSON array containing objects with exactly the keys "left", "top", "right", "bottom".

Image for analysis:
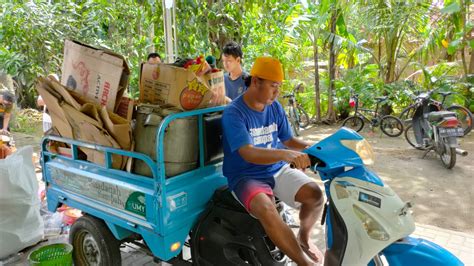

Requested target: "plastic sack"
[{"left": 0, "top": 146, "right": 44, "bottom": 259}]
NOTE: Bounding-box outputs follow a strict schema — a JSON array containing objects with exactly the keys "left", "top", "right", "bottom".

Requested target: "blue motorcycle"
[
  {"left": 194, "top": 127, "right": 463, "bottom": 265},
  {"left": 308, "top": 127, "right": 462, "bottom": 265}
]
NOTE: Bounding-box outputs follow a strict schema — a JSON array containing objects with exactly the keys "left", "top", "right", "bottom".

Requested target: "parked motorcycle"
[
  {"left": 192, "top": 127, "right": 463, "bottom": 265},
  {"left": 405, "top": 90, "right": 468, "bottom": 169}
]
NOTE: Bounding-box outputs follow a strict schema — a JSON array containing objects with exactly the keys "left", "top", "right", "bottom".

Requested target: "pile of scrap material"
[{"left": 36, "top": 77, "right": 132, "bottom": 169}]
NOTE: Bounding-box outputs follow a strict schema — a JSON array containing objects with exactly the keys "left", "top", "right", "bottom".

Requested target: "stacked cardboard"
[
  {"left": 36, "top": 77, "right": 131, "bottom": 169},
  {"left": 139, "top": 63, "right": 225, "bottom": 111},
  {"left": 37, "top": 39, "right": 227, "bottom": 174}
]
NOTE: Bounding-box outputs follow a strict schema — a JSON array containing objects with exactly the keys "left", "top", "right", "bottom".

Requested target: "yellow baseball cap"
[{"left": 250, "top": 57, "right": 284, "bottom": 82}]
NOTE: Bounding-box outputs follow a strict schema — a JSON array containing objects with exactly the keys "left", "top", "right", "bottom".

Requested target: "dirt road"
[{"left": 300, "top": 124, "right": 473, "bottom": 234}]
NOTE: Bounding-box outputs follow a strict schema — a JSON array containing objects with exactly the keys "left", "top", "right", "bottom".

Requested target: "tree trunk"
[
  {"left": 384, "top": 36, "right": 396, "bottom": 83},
  {"left": 326, "top": 9, "right": 338, "bottom": 123},
  {"left": 460, "top": 0, "right": 469, "bottom": 78},
  {"left": 378, "top": 38, "right": 383, "bottom": 79},
  {"left": 469, "top": 49, "right": 474, "bottom": 74},
  {"left": 313, "top": 36, "right": 321, "bottom": 122}
]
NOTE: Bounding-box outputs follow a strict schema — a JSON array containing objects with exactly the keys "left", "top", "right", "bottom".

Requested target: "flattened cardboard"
[{"left": 36, "top": 77, "right": 131, "bottom": 169}]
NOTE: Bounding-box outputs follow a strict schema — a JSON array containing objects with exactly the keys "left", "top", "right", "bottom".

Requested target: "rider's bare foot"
[{"left": 297, "top": 237, "right": 324, "bottom": 264}]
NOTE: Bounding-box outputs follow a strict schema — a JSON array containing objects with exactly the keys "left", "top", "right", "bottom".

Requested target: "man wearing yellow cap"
[{"left": 222, "top": 56, "right": 324, "bottom": 265}]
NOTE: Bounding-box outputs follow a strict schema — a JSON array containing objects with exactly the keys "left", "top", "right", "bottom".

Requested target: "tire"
[
  {"left": 290, "top": 118, "right": 300, "bottom": 136},
  {"left": 342, "top": 116, "right": 364, "bottom": 132},
  {"left": 404, "top": 124, "right": 427, "bottom": 150},
  {"left": 446, "top": 105, "right": 473, "bottom": 136},
  {"left": 287, "top": 108, "right": 300, "bottom": 136},
  {"left": 399, "top": 105, "right": 416, "bottom": 125},
  {"left": 69, "top": 214, "right": 122, "bottom": 266},
  {"left": 380, "top": 115, "right": 404, "bottom": 137},
  {"left": 439, "top": 138, "right": 456, "bottom": 169},
  {"left": 296, "top": 106, "right": 310, "bottom": 128}
]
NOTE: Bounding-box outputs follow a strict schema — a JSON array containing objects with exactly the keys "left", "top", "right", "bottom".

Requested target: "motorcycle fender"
[
  {"left": 445, "top": 136, "right": 458, "bottom": 148},
  {"left": 381, "top": 236, "right": 463, "bottom": 266}
]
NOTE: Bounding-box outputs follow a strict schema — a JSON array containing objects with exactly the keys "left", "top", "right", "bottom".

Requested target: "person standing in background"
[
  {"left": 147, "top": 53, "right": 162, "bottom": 64},
  {"left": 222, "top": 41, "right": 248, "bottom": 103},
  {"left": 0, "top": 91, "right": 14, "bottom": 134}
]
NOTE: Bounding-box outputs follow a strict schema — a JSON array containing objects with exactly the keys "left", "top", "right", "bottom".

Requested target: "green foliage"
[
  {"left": 0, "top": 1, "right": 162, "bottom": 106},
  {"left": 0, "top": 0, "right": 471, "bottom": 121},
  {"left": 10, "top": 109, "right": 43, "bottom": 135}
]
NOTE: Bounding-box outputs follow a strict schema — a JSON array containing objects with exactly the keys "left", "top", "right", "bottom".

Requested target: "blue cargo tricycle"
[{"left": 43, "top": 106, "right": 238, "bottom": 265}]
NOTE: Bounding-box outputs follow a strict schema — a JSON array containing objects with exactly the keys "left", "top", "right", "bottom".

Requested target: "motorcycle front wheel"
[{"left": 439, "top": 138, "right": 456, "bottom": 169}]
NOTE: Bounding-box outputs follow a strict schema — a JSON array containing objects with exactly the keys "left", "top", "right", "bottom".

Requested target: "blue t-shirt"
[
  {"left": 224, "top": 71, "right": 248, "bottom": 100},
  {"left": 222, "top": 95, "right": 293, "bottom": 191}
]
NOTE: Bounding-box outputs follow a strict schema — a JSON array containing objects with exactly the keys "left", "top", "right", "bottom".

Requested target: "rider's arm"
[
  {"left": 282, "top": 137, "right": 311, "bottom": 151},
  {"left": 238, "top": 145, "right": 310, "bottom": 169},
  {"left": 2, "top": 112, "right": 11, "bottom": 131}
]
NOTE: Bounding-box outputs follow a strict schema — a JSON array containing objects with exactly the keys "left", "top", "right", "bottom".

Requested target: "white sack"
[{"left": 0, "top": 146, "right": 44, "bottom": 259}]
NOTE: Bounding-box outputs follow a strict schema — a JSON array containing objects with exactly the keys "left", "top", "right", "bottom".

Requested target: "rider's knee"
[
  {"left": 250, "top": 194, "right": 278, "bottom": 220},
  {"left": 297, "top": 182, "right": 324, "bottom": 207}
]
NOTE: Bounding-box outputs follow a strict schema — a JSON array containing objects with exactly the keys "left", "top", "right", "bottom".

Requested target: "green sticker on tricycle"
[
  {"left": 125, "top": 191, "right": 146, "bottom": 216},
  {"left": 50, "top": 167, "right": 146, "bottom": 217}
]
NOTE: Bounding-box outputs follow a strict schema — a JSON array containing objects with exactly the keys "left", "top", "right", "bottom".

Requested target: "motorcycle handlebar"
[{"left": 289, "top": 154, "right": 323, "bottom": 169}]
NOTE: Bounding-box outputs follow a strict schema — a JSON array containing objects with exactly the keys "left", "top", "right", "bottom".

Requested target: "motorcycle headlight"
[
  {"left": 341, "top": 139, "right": 374, "bottom": 165},
  {"left": 353, "top": 204, "right": 389, "bottom": 241}
]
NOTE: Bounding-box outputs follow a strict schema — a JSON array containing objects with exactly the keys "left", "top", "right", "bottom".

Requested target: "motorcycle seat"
[
  {"left": 375, "top": 96, "right": 388, "bottom": 102},
  {"left": 427, "top": 111, "right": 456, "bottom": 122}
]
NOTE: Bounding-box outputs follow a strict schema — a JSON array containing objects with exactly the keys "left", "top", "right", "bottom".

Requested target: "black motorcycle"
[{"left": 404, "top": 90, "right": 468, "bottom": 169}]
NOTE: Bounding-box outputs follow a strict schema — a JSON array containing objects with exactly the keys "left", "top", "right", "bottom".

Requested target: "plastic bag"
[{"left": 0, "top": 146, "right": 44, "bottom": 259}]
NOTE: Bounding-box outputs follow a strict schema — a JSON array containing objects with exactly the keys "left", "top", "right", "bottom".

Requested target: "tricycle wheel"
[{"left": 69, "top": 214, "right": 121, "bottom": 266}]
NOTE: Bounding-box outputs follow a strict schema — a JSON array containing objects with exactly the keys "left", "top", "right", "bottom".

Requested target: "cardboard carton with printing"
[
  {"left": 139, "top": 63, "right": 225, "bottom": 111},
  {"left": 61, "top": 40, "right": 130, "bottom": 112}
]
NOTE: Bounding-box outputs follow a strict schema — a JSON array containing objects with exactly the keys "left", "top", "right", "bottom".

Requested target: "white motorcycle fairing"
[{"left": 328, "top": 176, "right": 415, "bottom": 265}]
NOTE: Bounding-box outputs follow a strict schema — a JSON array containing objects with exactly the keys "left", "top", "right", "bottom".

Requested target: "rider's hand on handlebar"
[{"left": 283, "top": 150, "right": 311, "bottom": 170}]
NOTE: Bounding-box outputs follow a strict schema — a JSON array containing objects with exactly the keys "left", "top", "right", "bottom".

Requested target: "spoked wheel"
[
  {"left": 380, "top": 115, "right": 404, "bottom": 137},
  {"left": 296, "top": 106, "right": 310, "bottom": 128},
  {"left": 342, "top": 116, "right": 364, "bottom": 132},
  {"left": 404, "top": 124, "right": 429, "bottom": 150},
  {"left": 290, "top": 118, "right": 300, "bottom": 136},
  {"left": 438, "top": 138, "right": 456, "bottom": 169},
  {"left": 70, "top": 215, "right": 121, "bottom": 266},
  {"left": 399, "top": 105, "right": 416, "bottom": 126},
  {"left": 446, "top": 105, "right": 473, "bottom": 136},
  {"left": 288, "top": 108, "right": 300, "bottom": 136}
]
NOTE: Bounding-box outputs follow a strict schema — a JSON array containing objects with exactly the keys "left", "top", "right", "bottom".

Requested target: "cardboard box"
[
  {"left": 61, "top": 40, "right": 130, "bottom": 111},
  {"left": 139, "top": 63, "right": 225, "bottom": 111},
  {"left": 115, "top": 96, "right": 135, "bottom": 121}
]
